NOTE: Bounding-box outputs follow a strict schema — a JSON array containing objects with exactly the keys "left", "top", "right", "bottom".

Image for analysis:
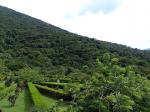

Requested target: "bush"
[
  {"left": 40, "top": 82, "right": 67, "bottom": 89},
  {"left": 0, "top": 84, "right": 16, "bottom": 100},
  {"left": 16, "top": 67, "right": 43, "bottom": 82},
  {"left": 28, "top": 82, "right": 47, "bottom": 111},
  {"left": 40, "top": 82, "right": 83, "bottom": 90},
  {"left": 35, "top": 84, "right": 72, "bottom": 101},
  {"left": 0, "top": 83, "right": 5, "bottom": 90}
]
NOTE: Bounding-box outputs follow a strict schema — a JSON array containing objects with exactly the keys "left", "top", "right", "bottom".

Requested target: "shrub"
[
  {"left": 28, "top": 82, "right": 47, "bottom": 111},
  {"left": 40, "top": 82, "right": 67, "bottom": 89},
  {"left": 40, "top": 82, "right": 83, "bottom": 90},
  {"left": 0, "top": 83, "right": 5, "bottom": 90},
  {"left": 35, "top": 84, "right": 72, "bottom": 101},
  {"left": 0, "top": 84, "right": 16, "bottom": 100}
]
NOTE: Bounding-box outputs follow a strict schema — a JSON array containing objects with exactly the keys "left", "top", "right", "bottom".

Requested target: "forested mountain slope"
[
  {"left": 1, "top": 5, "right": 150, "bottom": 112},
  {"left": 0, "top": 5, "right": 150, "bottom": 76}
]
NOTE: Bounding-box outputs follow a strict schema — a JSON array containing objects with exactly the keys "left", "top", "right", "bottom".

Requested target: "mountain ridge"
[
  {"left": 145, "top": 48, "right": 150, "bottom": 50},
  {"left": 0, "top": 5, "right": 145, "bottom": 49}
]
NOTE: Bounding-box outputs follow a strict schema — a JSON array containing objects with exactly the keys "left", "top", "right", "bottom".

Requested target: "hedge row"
[
  {"left": 44, "top": 78, "right": 72, "bottom": 83},
  {"left": 40, "top": 82, "right": 67, "bottom": 89},
  {"left": 40, "top": 82, "right": 83, "bottom": 89},
  {"left": 35, "top": 84, "right": 72, "bottom": 101},
  {"left": 28, "top": 83, "right": 47, "bottom": 111},
  {"left": 44, "top": 78, "right": 80, "bottom": 83}
]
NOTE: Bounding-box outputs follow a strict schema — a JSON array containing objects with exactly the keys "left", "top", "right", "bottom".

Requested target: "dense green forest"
[{"left": 0, "top": 5, "right": 150, "bottom": 112}]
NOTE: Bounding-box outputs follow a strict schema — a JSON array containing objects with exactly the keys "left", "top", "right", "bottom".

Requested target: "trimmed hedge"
[
  {"left": 28, "top": 82, "right": 47, "bottom": 111},
  {"left": 35, "top": 84, "right": 72, "bottom": 101},
  {"left": 44, "top": 77, "right": 72, "bottom": 83},
  {"left": 40, "top": 82, "right": 83, "bottom": 89},
  {"left": 40, "top": 82, "right": 67, "bottom": 89}
]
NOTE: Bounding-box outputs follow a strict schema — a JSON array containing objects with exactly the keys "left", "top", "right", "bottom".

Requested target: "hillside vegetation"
[
  {"left": 0, "top": 6, "right": 150, "bottom": 76},
  {"left": 0, "top": 5, "right": 150, "bottom": 112}
]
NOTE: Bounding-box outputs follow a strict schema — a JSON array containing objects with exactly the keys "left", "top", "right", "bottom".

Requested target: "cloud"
[
  {"left": 0, "top": 0, "right": 88, "bottom": 18},
  {"left": 0, "top": 0, "right": 150, "bottom": 49},
  {"left": 79, "top": 0, "right": 120, "bottom": 15},
  {"left": 55, "top": 0, "right": 150, "bottom": 49}
]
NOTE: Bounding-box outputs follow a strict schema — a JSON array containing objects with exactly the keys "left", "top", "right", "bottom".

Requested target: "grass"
[
  {"left": 41, "top": 95, "right": 57, "bottom": 107},
  {"left": 0, "top": 89, "right": 32, "bottom": 112},
  {"left": 24, "top": 88, "right": 33, "bottom": 112}
]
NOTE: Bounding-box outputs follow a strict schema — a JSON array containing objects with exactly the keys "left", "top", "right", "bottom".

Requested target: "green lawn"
[
  {"left": 0, "top": 89, "right": 32, "bottom": 112},
  {"left": 41, "top": 95, "right": 57, "bottom": 107}
]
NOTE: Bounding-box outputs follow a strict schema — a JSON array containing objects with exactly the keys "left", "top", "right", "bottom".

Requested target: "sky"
[{"left": 0, "top": 0, "right": 150, "bottom": 49}]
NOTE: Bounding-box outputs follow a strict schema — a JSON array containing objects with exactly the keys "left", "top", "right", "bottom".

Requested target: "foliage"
[
  {"left": 4, "top": 77, "right": 12, "bottom": 87},
  {"left": 0, "top": 82, "right": 5, "bottom": 90},
  {"left": 0, "top": 5, "right": 149, "bottom": 77},
  {"left": 0, "top": 84, "right": 16, "bottom": 100},
  {"left": 70, "top": 53, "right": 150, "bottom": 112},
  {"left": 107, "top": 93, "right": 135, "bottom": 112},
  {"left": 15, "top": 67, "right": 43, "bottom": 82},
  {"left": 8, "top": 94, "right": 18, "bottom": 107}
]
